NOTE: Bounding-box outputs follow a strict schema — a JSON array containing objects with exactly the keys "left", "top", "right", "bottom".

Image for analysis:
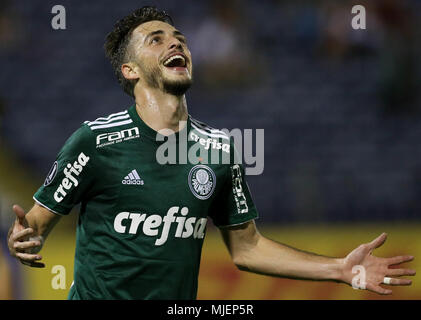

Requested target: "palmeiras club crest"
[{"left": 188, "top": 165, "right": 216, "bottom": 200}]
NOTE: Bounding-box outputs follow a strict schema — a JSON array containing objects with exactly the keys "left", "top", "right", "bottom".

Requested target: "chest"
[{"left": 94, "top": 138, "right": 228, "bottom": 216}]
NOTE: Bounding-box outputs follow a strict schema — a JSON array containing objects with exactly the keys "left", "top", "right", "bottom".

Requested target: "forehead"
[{"left": 132, "top": 20, "right": 178, "bottom": 39}]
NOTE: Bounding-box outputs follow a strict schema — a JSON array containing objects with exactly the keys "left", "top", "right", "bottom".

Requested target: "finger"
[
  {"left": 387, "top": 255, "right": 414, "bottom": 266},
  {"left": 13, "top": 204, "right": 26, "bottom": 225},
  {"left": 10, "top": 228, "right": 34, "bottom": 242},
  {"left": 13, "top": 240, "right": 41, "bottom": 251},
  {"left": 367, "top": 233, "right": 387, "bottom": 251},
  {"left": 20, "top": 260, "right": 45, "bottom": 268},
  {"left": 383, "top": 278, "right": 412, "bottom": 286},
  {"left": 386, "top": 268, "right": 416, "bottom": 277},
  {"left": 15, "top": 252, "right": 42, "bottom": 262},
  {"left": 366, "top": 282, "right": 392, "bottom": 295}
]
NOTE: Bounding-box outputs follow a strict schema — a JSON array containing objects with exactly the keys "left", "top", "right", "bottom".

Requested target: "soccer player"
[{"left": 7, "top": 6, "right": 415, "bottom": 299}]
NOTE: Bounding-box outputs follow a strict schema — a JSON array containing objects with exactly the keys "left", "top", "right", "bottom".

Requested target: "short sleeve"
[
  {"left": 209, "top": 152, "right": 259, "bottom": 227},
  {"left": 33, "top": 124, "right": 96, "bottom": 215}
]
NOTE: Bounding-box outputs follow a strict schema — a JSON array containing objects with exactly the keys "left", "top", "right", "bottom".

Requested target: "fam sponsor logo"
[
  {"left": 54, "top": 152, "right": 90, "bottom": 203},
  {"left": 96, "top": 127, "right": 140, "bottom": 148},
  {"left": 113, "top": 206, "right": 207, "bottom": 246}
]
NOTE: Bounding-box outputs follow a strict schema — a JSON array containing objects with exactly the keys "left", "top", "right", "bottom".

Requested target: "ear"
[{"left": 121, "top": 62, "right": 140, "bottom": 80}]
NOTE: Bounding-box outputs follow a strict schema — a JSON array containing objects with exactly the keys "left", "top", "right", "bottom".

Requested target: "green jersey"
[{"left": 33, "top": 105, "right": 258, "bottom": 300}]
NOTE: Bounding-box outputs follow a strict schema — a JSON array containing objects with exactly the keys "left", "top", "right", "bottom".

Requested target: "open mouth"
[{"left": 163, "top": 54, "right": 187, "bottom": 71}]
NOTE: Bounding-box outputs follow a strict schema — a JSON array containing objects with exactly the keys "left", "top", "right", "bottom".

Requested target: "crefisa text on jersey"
[
  {"left": 166, "top": 304, "right": 254, "bottom": 318},
  {"left": 54, "top": 152, "right": 90, "bottom": 203},
  {"left": 114, "top": 206, "right": 207, "bottom": 246}
]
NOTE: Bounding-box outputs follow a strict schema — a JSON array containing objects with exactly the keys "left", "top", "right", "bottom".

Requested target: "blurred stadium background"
[{"left": 0, "top": 0, "right": 420, "bottom": 299}]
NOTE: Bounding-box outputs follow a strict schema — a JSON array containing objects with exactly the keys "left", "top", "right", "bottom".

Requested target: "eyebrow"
[
  {"left": 144, "top": 30, "right": 186, "bottom": 43},
  {"left": 173, "top": 30, "right": 185, "bottom": 38}
]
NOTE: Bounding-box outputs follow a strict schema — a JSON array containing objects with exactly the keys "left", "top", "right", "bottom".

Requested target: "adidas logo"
[{"left": 122, "top": 169, "right": 144, "bottom": 185}]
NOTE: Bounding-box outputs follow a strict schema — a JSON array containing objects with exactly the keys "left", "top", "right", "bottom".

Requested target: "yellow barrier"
[{"left": 20, "top": 222, "right": 420, "bottom": 300}]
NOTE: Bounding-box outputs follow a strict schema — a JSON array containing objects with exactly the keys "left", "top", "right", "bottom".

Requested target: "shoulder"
[
  {"left": 189, "top": 116, "right": 240, "bottom": 164},
  {"left": 83, "top": 109, "right": 141, "bottom": 147},
  {"left": 83, "top": 109, "right": 133, "bottom": 132},
  {"left": 189, "top": 115, "right": 230, "bottom": 142},
  {"left": 60, "top": 109, "right": 133, "bottom": 153}
]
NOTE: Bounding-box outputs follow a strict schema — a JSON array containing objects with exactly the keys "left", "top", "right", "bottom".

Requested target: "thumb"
[
  {"left": 368, "top": 232, "right": 387, "bottom": 251},
  {"left": 12, "top": 204, "right": 26, "bottom": 225}
]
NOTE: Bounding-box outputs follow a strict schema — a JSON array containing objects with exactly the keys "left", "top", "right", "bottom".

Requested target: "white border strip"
[
  {"left": 84, "top": 110, "right": 128, "bottom": 125},
  {"left": 191, "top": 122, "right": 229, "bottom": 140},
  {"left": 87, "top": 114, "right": 130, "bottom": 126},
  {"left": 190, "top": 118, "right": 224, "bottom": 133},
  {"left": 217, "top": 217, "right": 258, "bottom": 229},
  {"left": 33, "top": 196, "right": 65, "bottom": 216},
  {"left": 91, "top": 110, "right": 128, "bottom": 122},
  {"left": 90, "top": 119, "right": 133, "bottom": 130}
]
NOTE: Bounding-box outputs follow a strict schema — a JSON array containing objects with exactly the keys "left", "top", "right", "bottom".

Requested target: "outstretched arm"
[
  {"left": 220, "top": 220, "right": 415, "bottom": 295},
  {"left": 7, "top": 203, "right": 60, "bottom": 268}
]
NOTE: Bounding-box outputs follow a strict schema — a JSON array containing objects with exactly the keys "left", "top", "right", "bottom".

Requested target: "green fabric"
[{"left": 34, "top": 105, "right": 258, "bottom": 299}]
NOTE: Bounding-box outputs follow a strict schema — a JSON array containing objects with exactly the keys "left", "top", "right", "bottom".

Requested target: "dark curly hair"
[{"left": 104, "top": 6, "right": 174, "bottom": 98}]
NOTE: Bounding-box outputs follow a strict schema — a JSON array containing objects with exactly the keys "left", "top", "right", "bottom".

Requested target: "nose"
[{"left": 168, "top": 37, "right": 183, "bottom": 51}]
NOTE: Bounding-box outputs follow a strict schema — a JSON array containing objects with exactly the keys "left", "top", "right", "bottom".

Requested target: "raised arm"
[
  {"left": 7, "top": 203, "right": 60, "bottom": 268},
  {"left": 220, "top": 220, "right": 415, "bottom": 295}
]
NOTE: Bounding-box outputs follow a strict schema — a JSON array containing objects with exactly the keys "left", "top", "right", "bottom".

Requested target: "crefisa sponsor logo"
[
  {"left": 189, "top": 132, "right": 230, "bottom": 154},
  {"left": 54, "top": 152, "right": 90, "bottom": 202},
  {"left": 96, "top": 127, "right": 140, "bottom": 148},
  {"left": 113, "top": 206, "right": 207, "bottom": 246}
]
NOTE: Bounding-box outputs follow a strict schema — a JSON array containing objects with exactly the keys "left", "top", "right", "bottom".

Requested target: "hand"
[
  {"left": 341, "top": 233, "right": 415, "bottom": 295},
  {"left": 7, "top": 205, "right": 45, "bottom": 268}
]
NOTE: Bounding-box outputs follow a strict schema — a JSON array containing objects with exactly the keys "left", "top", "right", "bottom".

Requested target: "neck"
[{"left": 134, "top": 86, "right": 188, "bottom": 134}]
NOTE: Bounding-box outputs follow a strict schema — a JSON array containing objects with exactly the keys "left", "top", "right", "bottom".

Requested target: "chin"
[
  {"left": 164, "top": 80, "right": 192, "bottom": 96},
  {"left": 163, "top": 78, "right": 193, "bottom": 96}
]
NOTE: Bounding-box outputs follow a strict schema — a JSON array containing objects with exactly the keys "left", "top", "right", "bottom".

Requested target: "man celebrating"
[{"left": 7, "top": 6, "right": 415, "bottom": 299}]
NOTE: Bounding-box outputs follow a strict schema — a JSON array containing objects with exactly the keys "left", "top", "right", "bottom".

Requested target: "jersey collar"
[{"left": 128, "top": 105, "right": 191, "bottom": 144}]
